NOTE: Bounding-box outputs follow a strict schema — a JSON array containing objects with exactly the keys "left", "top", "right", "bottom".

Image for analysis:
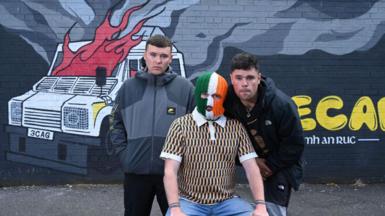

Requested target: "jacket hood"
[
  {"left": 261, "top": 76, "right": 277, "bottom": 110},
  {"left": 136, "top": 66, "right": 177, "bottom": 86}
]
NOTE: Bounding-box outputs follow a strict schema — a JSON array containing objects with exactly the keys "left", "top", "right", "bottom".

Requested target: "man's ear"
[
  {"left": 143, "top": 53, "right": 147, "bottom": 62},
  {"left": 166, "top": 56, "right": 172, "bottom": 67},
  {"left": 140, "top": 57, "right": 146, "bottom": 68},
  {"left": 257, "top": 72, "right": 262, "bottom": 85},
  {"left": 229, "top": 73, "right": 234, "bottom": 84}
]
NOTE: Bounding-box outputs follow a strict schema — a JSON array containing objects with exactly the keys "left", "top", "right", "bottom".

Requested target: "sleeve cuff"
[
  {"left": 160, "top": 152, "right": 182, "bottom": 162},
  {"left": 239, "top": 152, "right": 258, "bottom": 163}
]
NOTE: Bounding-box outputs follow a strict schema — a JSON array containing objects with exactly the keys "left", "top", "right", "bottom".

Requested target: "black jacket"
[{"left": 224, "top": 76, "right": 305, "bottom": 191}]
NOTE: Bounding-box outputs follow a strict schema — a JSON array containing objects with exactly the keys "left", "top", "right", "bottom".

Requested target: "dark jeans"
[{"left": 124, "top": 173, "right": 168, "bottom": 216}]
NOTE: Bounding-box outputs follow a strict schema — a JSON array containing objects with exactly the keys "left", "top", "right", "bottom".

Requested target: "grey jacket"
[{"left": 110, "top": 69, "right": 195, "bottom": 175}]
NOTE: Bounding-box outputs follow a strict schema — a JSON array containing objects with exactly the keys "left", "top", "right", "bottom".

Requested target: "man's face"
[
  {"left": 143, "top": 44, "right": 172, "bottom": 75},
  {"left": 230, "top": 68, "right": 261, "bottom": 102}
]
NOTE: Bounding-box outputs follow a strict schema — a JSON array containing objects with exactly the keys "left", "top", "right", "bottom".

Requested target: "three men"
[
  {"left": 110, "top": 35, "right": 195, "bottom": 216},
  {"left": 224, "top": 53, "right": 305, "bottom": 216},
  {"left": 111, "top": 33, "right": 303, "bottom": 216},
  {"left": 161, "top": 72, "right": 268, "bottom": 216}
]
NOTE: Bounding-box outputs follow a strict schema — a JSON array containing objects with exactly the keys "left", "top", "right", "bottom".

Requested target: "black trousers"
[
  {"left": 264, "top": 171, "right": 292, "bottom": 207},
  {"left": 124, "top": 173, "right": 168, "bottom": 216}
]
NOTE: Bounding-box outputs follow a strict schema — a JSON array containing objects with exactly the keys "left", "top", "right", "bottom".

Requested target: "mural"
[
  {"left": 1, "top": 0, "right": 384, "bottom": 184},
  {"left": 4, "top": 2, "right": 187, "bottom": 175}
]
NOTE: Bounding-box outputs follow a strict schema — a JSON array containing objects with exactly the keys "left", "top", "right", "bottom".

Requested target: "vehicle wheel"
[{"left": 87, "top": 118, "right": 120, "bottom": 174}]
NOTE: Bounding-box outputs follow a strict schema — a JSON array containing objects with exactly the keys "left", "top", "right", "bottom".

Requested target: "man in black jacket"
[{"left": 224, "top": 52, "right": 305, "bottom": 216}]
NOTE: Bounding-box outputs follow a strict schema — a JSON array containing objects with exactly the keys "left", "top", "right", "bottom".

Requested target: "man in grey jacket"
[{"left": 110, "top": 34, "right": 195, "bottom": 216}]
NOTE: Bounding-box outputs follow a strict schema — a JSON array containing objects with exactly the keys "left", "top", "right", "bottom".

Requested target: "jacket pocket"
[{"left": 119, "top": 138, "right": 152, "bottom": 173}]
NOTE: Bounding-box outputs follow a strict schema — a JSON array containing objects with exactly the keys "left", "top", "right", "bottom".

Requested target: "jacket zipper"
[{"left": 150, "top": 76, "right": 157, "bottom": 172}]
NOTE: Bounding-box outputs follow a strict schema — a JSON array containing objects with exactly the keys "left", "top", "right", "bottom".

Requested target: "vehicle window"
[
  {"left": 129, "top": 59, "right": 139, "bottom": 77},
  {"left": 171, "top": 59, "right": 181, "bottom": 76},
  {"left": 51, "top": 52, "right": 64, "bottom": 72},
  {"left": 51, "top": 51, "right": 120, "bottom": 77},
  {"left": 110, "top": 64, "right": 120, "bottom": 77}
]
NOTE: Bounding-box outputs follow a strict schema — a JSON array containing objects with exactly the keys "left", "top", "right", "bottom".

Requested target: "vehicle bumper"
[{"left": 5, "top": 125, "right": 102, "bottom": 175}]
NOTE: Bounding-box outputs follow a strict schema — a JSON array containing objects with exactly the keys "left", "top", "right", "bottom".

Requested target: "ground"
[{"left": 0, "top": 183, "right": 384, "bottom": 216}]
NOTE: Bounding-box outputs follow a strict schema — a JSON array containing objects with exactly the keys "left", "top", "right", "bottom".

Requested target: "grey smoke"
[
  {"left": 0, "top": 0, "right": 113, "bottom": 62},
  {"left": 58, "top": 0, "right": 95, "bottom": 25},
  {"left": 0, "top": 0, "right": 385, "bottom": 77},
  {"left": 110, "top": 0, "right": 199, "bottom": 36},
  {"left": 165, "top": 0, "right": 385, "bottom": 76}
]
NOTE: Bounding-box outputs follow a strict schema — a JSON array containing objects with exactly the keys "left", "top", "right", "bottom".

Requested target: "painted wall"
[{"left": 1, "top": 0, "right": 385, "bottom": 186}]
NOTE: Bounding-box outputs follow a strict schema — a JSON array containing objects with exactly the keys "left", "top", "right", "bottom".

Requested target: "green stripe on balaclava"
[{"left": 195, "top": 71, "right": 212, "bottom": 116}]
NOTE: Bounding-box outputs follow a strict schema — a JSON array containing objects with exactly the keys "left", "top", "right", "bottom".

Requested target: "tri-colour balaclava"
[{"left": 195, "top": 72, "right": 228, "bottom": 120}]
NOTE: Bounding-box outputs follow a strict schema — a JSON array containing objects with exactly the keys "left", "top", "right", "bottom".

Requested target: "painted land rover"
[{"left": 6, "top": 26, "right": 186, "bottom": 175}]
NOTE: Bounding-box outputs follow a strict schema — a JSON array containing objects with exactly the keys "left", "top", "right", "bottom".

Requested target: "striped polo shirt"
[{"left": 160, "top": 109, "right": 257, "bottom": 204}]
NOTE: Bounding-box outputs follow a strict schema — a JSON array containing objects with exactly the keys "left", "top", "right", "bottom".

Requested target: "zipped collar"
[{"left": 136, "top": 66, "right": 177, "bottom": 86}]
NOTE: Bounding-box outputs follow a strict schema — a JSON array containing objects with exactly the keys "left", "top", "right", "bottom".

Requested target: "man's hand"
[
  {"left": 170, "top": 207, "right": 186, "bottom": 216},
  {"left": 256, "top": 158, "right": 272, "bottom": 178},
  {"left": 252, "top": 204, "right": 269, "bottom": 216}
]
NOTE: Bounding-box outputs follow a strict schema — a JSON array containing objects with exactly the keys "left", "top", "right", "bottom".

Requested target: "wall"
[{"left": 1, "top": 0, "right": 385, "bottom": 186}]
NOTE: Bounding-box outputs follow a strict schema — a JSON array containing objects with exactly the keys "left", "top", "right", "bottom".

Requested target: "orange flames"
[{"left": 52, "top": 5, "right": 146, "bottom": 76}]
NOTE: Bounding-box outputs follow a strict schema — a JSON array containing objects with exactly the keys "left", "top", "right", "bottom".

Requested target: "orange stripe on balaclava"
[{"left": 211, "top": 73, "right": 228, "bottom": 118}]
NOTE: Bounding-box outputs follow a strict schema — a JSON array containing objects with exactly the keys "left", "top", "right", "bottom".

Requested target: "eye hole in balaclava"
[{"left": 195, "top": 72, "right": 228, "bottom": 120}]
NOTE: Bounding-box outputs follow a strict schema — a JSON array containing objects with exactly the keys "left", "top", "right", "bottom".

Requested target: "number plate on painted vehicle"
[{"left": 27, "top": 128, "right": 54, "bottom": 140}]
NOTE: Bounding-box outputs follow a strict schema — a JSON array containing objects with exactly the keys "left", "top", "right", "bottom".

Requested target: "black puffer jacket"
[{"left": 224, "top": 76, "right": 305, "bottom": 191}]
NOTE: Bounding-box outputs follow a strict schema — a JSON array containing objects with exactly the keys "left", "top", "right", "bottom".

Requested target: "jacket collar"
[{"left": 136, "top": 66, "right": 177, "bottom": 86}]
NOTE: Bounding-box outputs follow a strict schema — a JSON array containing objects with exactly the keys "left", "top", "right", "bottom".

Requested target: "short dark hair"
[
  {"left": 145, "top": 34, "right": 172, "bottom": 50},
  {"left": 231, "top": 52, "right": 259, "bottom": 72}
]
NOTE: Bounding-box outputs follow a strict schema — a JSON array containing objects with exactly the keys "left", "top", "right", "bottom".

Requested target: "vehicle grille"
[{"left": 23, "top": 108, "right": 61, "bottom": 131}]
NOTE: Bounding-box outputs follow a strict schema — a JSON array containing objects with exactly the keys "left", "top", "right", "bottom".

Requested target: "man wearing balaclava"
[{"left": 161, "top": 72, "right": 268, "bottom": 216}]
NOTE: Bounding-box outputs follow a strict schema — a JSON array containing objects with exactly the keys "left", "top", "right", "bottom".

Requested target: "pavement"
[{"left": 1, "top": 182, "right": 385, "bottom": 216}]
